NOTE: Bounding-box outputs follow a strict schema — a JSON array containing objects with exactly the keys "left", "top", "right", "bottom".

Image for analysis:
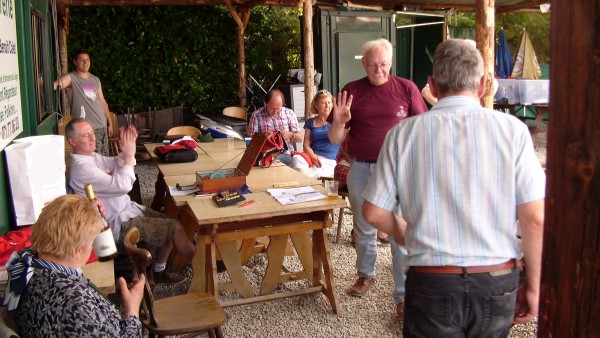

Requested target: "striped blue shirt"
[{"left": 363, "top": 96, "right": 546, "bottom": 267}]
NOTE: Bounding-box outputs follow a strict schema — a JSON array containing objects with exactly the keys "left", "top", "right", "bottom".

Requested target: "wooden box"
[{"left": 195, "top": 134, "right": 266, "bottom": 193}]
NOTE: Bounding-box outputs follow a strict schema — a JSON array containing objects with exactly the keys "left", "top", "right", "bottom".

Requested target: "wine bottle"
[{"left": 84, "top": 184, "right": 119, "bottom": 261}]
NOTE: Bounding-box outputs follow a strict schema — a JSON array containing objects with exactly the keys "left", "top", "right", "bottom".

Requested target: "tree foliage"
[
  {"left": 67, "top": 6, "right": 302, "bottom": 114},
  {"left": 496, "top": 12, "right": 550, "bottom": 64},
  {"left": 448, "top": 11, "right": 550, "bottom": 63}
]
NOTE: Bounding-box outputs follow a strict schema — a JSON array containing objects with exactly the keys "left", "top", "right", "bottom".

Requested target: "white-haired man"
[
  {"left": 329, "top": 38, "right": 428, "bottom": 318},
  {"left": 66, "top": 118, "right": 195, "bottom": 283}
]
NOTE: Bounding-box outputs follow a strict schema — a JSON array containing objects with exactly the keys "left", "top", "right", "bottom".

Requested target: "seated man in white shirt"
[{"left": 66, "top": 118, "right": 194, "bottom": 283}]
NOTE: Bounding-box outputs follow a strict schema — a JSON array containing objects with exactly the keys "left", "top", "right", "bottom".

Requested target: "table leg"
[
  {"left": 188, "top": 237, "right": 207, "bottom": 294},
  {"left": 260, "top": 234, "right": 288, "bottom": 295},
  {"left": 150, "top": 171, "right": 166, "bottom": 211},
  {"left": 216, "top": 241, "right": 254, "bottom": 298},
  {"left": 239, "top": 238, "right": 259, "bottom": 265},
  {"left": 207, "top": 241, "right": 218, "bottom": 297},
  {"left": 312, "top": 229, "right": 339, "bottom": 314},
  {"left": 289, "top": 232, "right": 313, "bottom": 281},
  {"left": 169, "top": 203, "right": 195, "bottom": 272}
]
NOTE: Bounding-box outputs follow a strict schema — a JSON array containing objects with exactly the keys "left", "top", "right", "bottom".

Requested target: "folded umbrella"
[
  {"left": 511, "top": 29, "right": 542, "bottom": 79},
  {"left": 495, "top": 28, "right": 513, "bottom": 79}
]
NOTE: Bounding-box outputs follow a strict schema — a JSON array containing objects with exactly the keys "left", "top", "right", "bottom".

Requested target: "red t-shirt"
[{"left": 338, "top": 76, "right": 428, "bottom": 161}]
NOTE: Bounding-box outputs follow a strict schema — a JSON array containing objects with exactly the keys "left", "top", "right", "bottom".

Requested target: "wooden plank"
[
  {"left": 221, "top": 286, "right": 325, "bottom": 308},
  {"left": 312, "top": 228, "right": 339, "bottom": 314},
  {"left": 302, "top": 0, "right": 314, "bottom": 118},
  {"left": 475, "top": 0, "right": 495, "bottom": 108},
  {"left": 260, "top": 234, "right": 288, "bottom": 295},
  {"left": 238, "top": 238, "right": 259, "bottom": 264},
  {"left": 169, "top": 199, "right": 195, "bottom": 272},
  {"left": 188, "top": 237, "right": 207, "bottom": 294},
  {"left": 289, "top": 231, "right": 313, "bottom": 281},
  {"left": 216, "top": 241, "right": 254, "bottom": 298},
  {"left": 81, "top": 260, "right": 115, "bottom": 296},
  {"left": 184, "top": 191, "right": 345, "bottom": 226},
  {"left": 197, "top": 220, "right": 325, "bottom": 243},
  {"left": 538, "top": 0, "right": 600, "bottom": 336}
]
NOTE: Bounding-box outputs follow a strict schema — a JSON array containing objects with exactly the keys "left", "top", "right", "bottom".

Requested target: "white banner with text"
[{"left": 0, "top": 0, "right": 23, "bottom": 151}]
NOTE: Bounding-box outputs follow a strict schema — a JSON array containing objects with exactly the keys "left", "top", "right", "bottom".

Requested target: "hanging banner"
[{"left": 0, "top": 0, "right": 23, "bottom": 151}]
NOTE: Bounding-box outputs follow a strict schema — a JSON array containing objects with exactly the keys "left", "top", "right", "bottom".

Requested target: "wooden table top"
[
  {"left": 0, "top": 259, "right": 115, "bottom": 298},
  {"left": 82, "top": 259, "right": 115, "bottom": 295},
  {"left": 184, "top": 187, "right": 347, "bottom": 226},
  {"left": 164, "top": 165, "right": 323, "bottom": 206},
  {"left": 145, "top": 138, "right": 248, "bottom": 176}
]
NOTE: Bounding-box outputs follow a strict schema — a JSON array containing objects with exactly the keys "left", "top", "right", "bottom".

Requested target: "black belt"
[
  {"left": 411, "top": 259, "right": 517, "bottom": 275},
  {"left": 354, "top": 158, "right": 377, "bottom": 164}
]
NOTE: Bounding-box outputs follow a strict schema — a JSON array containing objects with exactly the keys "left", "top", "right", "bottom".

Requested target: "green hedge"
[{"left": 67, "top": 6, "right": 301, "bottom": 114}]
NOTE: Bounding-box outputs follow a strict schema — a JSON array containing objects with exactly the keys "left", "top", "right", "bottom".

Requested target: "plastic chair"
[
  {"left": 166, "top": 126, "right": 201, "bottom": 139},
  {"left": 123, "top": 227, "right": 226, "bottom": 338},
  {"left": 222, "top": 106, "right": 246, "bottom": 121}
]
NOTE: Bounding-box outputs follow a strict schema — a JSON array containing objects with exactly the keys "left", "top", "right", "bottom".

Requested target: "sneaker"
[
  {"left": 396, "top": 302, "right": 405, "bottom": 320},
  {"left": 153, "top": 270, "right": 186, "bottom": 285},
  {"left": 346, "top": 276, "right": 376, "bottom": 297}
]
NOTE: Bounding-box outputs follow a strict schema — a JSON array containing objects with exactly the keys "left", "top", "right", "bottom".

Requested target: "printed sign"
[{"left": 0, "top": 0, "right": 23, "bottom": 151}]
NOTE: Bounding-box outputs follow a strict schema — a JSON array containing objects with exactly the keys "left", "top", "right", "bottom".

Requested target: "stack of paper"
[{"left": 267, "top": 186, "right": 326, "bottom": 205}]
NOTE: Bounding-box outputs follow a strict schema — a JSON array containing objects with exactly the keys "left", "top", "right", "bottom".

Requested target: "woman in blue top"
[{"left": 302, "top": 90, "right": 341, "bottom": 167}]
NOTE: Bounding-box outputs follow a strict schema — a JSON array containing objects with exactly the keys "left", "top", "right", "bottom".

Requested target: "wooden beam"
[
  {"left": 58, "top": 7, "right": 71, "bottom": 116},
  {"left": 538, "top": 0, "right": 600, "bottom": 336},
  {"left": 60, "top": 0, "right": 304, "bottom": 7},
  {"left": 495, "top": 0, "right": 541, "bottom": 14},
  {"left": 302, "top": 0, "right": 314, "bottom": 119},
  {"left": 475, "top": 0, "right": 494, "bottom": 108},
  {"left": 224, "top": 0, "right": 252, "bottom": 108}
]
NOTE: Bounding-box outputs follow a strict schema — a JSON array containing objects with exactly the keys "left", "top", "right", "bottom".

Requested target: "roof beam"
[{"left": 59, "top": 0, "right": 304, "bottom": 7}]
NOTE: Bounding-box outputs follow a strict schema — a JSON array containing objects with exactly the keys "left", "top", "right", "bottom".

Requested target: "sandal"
[{"left": 377, "top": 234, "right": 390, "bottom": 244}]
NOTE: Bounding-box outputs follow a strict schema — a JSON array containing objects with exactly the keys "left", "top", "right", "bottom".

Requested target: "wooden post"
[
  {"left": 224, "top": 0, "right": 251, "bottom": 109},
  {"left": 538, "top": 0, "right": 600, "bottom": 336},
  {"left": 475, "top": 0, "right": 494, "bottom": 108},
  {"left": 58, "top": 7, "right": 71, "bottom": 117},
  {"left": 302, "top": 0, "right": 314, "bottom": 119}
]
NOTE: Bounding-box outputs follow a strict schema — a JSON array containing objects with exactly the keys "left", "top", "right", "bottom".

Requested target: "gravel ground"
[{"left": 135, "top": 128, "right": 546, "bottom": 337}]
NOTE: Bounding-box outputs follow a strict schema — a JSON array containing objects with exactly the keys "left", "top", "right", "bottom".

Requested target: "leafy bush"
[{"left": 67, "top": 6, "right": 301, "bottom": 114}]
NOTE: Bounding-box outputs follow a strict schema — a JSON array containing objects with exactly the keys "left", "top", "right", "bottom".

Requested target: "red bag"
[
  {"left": 256, "top": 131, "right": 288, "bottom": 168},
  {"left": 0, "top": 227, "right": 32, "bottom": 265},
  {"left": 0, "top": 227, "right": 97, "bottom": 265},
  {"left": 154, "top": 144, "right": 198, "bottom": 163}
]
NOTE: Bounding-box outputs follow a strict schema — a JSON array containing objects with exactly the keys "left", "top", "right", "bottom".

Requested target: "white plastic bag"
[{"left": 4, "top": 135, "right": 66, "bottom": 226}]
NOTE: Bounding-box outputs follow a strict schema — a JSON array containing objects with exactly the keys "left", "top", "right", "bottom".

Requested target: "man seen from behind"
[{"left": 363, "top": 39, "right": 545, "bottom": 336}]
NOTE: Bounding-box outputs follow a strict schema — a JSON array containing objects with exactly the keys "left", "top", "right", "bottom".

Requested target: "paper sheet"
[
  {"left": 267, "top": 186, "right": 326, "bottom": 205},
  {"left": 169, "top": 185, "right": 200, "bottom": 196}
]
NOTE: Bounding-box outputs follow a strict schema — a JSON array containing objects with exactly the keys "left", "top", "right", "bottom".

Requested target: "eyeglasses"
[{"left": 367, "top": 63, "right": 391, "bottom": 70}]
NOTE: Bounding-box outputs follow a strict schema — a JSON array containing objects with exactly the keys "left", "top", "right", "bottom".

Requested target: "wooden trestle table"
[{"left": 144, "top": 139, "right": 346, "bottom": 313}]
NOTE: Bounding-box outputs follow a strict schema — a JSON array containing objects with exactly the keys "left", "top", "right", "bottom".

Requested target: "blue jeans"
[
  {"left": 275, "top": 153, "right": 292, "bottom": 166},
  {"left": 403, "top": 267, "right": 519, "bottom": 338},
  {"left": 347, "top": 160, "right": 407, "bottom": 304}
]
